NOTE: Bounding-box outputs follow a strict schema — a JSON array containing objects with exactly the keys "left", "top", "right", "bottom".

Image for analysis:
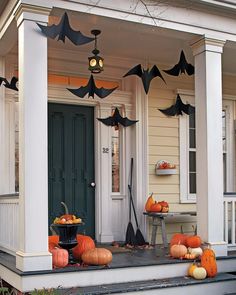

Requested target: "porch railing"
[
  {"left": 0, "top": 194, "right": 19, "bottom": 255},
  {"left": 224, "top": 193, "right": 236, "bottom": 250}
]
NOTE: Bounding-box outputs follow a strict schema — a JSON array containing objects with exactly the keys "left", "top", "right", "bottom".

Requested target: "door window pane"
[{"left": 112, "top": 125, "right": 120, "bottom": 192}]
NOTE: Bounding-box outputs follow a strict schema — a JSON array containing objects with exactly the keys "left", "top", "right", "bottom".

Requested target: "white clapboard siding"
[
  {"left": 0, "top": 196, "right": 19, "bottom": 255},
  {"left": 147, "top": 81, "right": 196, "bottom": 243},
  {"left": 224, "top": 193, "right": 236, "bottom": 250}
]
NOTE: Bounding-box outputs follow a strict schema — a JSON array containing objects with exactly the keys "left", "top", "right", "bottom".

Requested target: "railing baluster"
[
  {"left": 224, "top": 194, "right": 236, "bottom": 251},
  {"left": 224, "top": 200, "right": 228, "bottom": 244},
  {"left": 232, "top": 201, "right": 235, "bottom": 245}
]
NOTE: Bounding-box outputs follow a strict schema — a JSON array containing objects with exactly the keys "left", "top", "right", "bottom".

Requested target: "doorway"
[{"left": 48, "top": 103, "right": 95, "bottom": 237}]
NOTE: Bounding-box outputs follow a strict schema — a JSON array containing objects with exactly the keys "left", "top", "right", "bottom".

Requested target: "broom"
[
  {"left": 125, "top": 159, "right": 136, "bottom": 246},
  {"left": 129, "top": 158, "right": 147, "bottom": 246}
]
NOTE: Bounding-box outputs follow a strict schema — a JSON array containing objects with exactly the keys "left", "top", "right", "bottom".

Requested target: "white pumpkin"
[
  {"left": 192, "top": 267, "right": 207, "bottom": 280},
  {"left": 188, "top": 247, "right": 203, "bottom": 257}
]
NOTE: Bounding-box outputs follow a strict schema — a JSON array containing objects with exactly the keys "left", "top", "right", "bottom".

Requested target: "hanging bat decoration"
[
  {"left": 123, "top": 64, "right": 166, "bottom": 94},
  {"left": 97, "top": 107, "right": 138, "bottom": 128},
  {"left": 37, "top": 12, "right": 94, "bottom": 46},
  {"left": 0, "top": 76, "right": 18, "bottom": 91},
  {"left": 67, "top": 75, "right": 118, "bottom": 99},
  {"left": 159, "top": 94, "right": 195, "bottom": 116},
  {"left": 163, "top": 50, "right": 194, "bottom": 76}
]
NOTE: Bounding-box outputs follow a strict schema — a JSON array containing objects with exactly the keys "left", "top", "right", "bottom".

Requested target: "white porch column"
[
  {"left": 0, "top": 57, "right": 6, "bottom": 194},
  {"left": 191, "top": 36, "right": 227, "bottom": 256},
  {"left": 15, "top": 6, "right": 52, "bottom": 271}
]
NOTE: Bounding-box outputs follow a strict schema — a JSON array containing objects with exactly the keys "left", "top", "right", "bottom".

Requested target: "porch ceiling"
[{"left": 5, "top": 8, "right": 236, "bottom": 75}]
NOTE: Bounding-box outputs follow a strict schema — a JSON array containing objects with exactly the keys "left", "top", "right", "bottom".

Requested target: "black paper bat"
[
  {"left": 0, "top": 76, "right": 18, "bottom": 91},
  {"left": 159, "top": 94, "right": 195, "bottom": 116},
  {"left": 123, "top": 64, "right": 166, "bottom": 94},
  {"left": 97, "top": 108, "right": 138, "bottom": 128},
  {"left": 37, "top": 12, "right": 94, "bottom": 46},
  {"left": 163, "top": 50, "right": 194, "bottom": 76},
  {"left": 67, "top": 75, "right": 118, "bottom": 99}
]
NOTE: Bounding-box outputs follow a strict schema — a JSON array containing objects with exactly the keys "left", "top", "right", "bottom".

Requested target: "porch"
[{"left": 1, "top": 245, "right": 236, "bottom": 294}]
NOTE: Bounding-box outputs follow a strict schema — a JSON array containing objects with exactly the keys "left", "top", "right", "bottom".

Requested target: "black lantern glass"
[{"left": 88, "top": 29, "right": 104, "bottom": 74}]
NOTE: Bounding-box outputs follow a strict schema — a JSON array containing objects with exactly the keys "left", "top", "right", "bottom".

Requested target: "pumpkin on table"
[
  {"left": 201, "top": 248, "right": 217, "bottom": 277},
  {"left": 72, "top": 234, "right": 95, "bottom": 260},
  {"left": 82, "top": 248, "right": 112, "bottom": 265},
  {"left": 51, "top": 247, "right": 68, "bottom": 268},
  {"left": 145, "top": 193, "right": 155, "bottom": 212}
]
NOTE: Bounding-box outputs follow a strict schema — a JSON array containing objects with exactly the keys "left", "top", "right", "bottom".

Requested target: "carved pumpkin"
[
  {"left": 72, "top": 234, "right": 95, "bottom": 260},
  {"left": 51, "top": 247, "right": 68, "bottom": 268},
  {"left": 186, "top": 235, "right": 202, "bottom": 248},
  {"left": 188, "top": 263, "right": 198, "bottom": 277},
  {"left": 201, "top": 248, "right": 217, "bottom": 277},
  {"left": 82, "top": 248, "right": 112, "bottom": 265},
  {"left": 192, "top": 266, "right": 207, "bottom": 280},
  {"left": 150, "top": 202, "right": 162, "bottom": 212},
  {"left": 170, "top": 244, "right": 187, "bottom": 258},
  {"left": 145, "top": 193, "right": 155, "bottom": 212},
  {"left": 170, "top": 233, "right": 187, "bottom": 247},
  {"left": 48, "top": 235, "right": 59, "bottom": 251}
]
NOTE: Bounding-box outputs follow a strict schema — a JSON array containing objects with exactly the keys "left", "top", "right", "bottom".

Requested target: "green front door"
[{"left": 48, "top": 103, "right": 95, "bottom": 238}]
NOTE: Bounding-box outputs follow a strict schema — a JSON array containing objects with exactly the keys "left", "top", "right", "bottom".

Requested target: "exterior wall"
[{"left": 147, "top": 76, "right": 196, "bottom": 243}]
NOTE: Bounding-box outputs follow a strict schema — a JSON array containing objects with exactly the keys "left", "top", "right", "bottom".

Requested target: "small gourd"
[
  {"left": 188, "top": 247, "right": 203, "bottom": 258},
  {"left": 192, "top": 266, "right": 207, "bottom": 280},
  {"left": 51, "top": 247, "right": 68, "bottom": 268},
  {"left": 188, "top": 263, "right": 198, "bottom": 277},
  {"left": 145, "top": 193, "right": 155, "bottom": 212},
  {"left": 184, "top": 253, "right": 197, "bottom": 260},
  {"left": 170, "top": 244, "right": 188, "bottom": 258},
  {"left": 201, "top": 248, "right": 217, "bottom": 277}
]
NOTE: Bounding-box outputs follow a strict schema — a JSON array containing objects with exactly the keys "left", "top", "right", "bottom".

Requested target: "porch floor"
[{"left": 0, "top": 246, "right": 236, "bottom": 276}]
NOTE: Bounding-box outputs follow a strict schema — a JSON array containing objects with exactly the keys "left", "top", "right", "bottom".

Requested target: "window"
[
  {"left": 180, "top": 95, "right": 235, "bottom": 203},
  {"left": 112, "top": 126, "right": 120, "bottom": 192}
]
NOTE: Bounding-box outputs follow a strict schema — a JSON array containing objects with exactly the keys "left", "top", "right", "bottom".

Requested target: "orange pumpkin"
[
  {"left": 170, "top": 233, "right": 187, "bottom": 247},
  {"left": 150, "top": 202, "right": 162, "bottom": 212},
  {"left": 201, "top": 248, "right": 217, "bottom": 277},
  {"left": 82, "top": 248, "right": 112, "bottom": 265},
  {"left": 72, "top": 234, "right": 95, "bottom": 260},
  {"left": 145, "top": 193, "right": 155, "bottom": 212},
  {"left": 186, "top": 235, "right": 202, "bottom": 248},
  {"left": 48, "top": 235, "right": 59, "bottom": 251},
  {"left": 51, "top": 247, "right": 68, "bottom": 268},
  {"left": 170, "top": 244, "right": 188, "bottom": 258}
]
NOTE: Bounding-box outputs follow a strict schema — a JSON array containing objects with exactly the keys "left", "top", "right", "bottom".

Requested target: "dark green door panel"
[{"left": 48, "top": 103, "right": 95, "bottom": 237}]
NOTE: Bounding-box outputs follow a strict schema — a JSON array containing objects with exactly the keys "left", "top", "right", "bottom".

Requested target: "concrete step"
[{"left": 57, "top": 273, "right": 236, "bottom": 295}]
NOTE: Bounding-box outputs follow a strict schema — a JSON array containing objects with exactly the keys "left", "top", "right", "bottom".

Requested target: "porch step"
[{"left": 57, "top": 273, "right": 236, "bottom": 295}]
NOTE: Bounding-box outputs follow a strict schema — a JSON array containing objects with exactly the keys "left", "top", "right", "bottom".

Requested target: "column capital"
[
  {"left": 191, "top": 36, "right": 226, "bottom": 56},
  {"left": 14, "top": 3, "right": 51, "bottom": 27}
]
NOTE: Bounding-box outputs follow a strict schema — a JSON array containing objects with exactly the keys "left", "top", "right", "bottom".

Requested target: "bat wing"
[
  {"left": 9, "top": 77, "right": 18, "bottom": 91},
  {"left": 94, "top": 85, "right": 118, "bottom": 99},
  {"left": 185, "top": 63, "right": 194, "bottom": 75},
  {"left": 123, "top": 64, "right": 143, "bottom": 78},
  {"left": 97, "top": 117, "right": 114, "bottom": 126},
  {"left": 150, "top": 65, "right": 166, "bottom": 83},
  {"left": 37, "top": 12, "right": 94, "bottom": 45},
  {"left": 163, "top": 64, "right": 180, "bottom": 76},
  {"left": 142, "top": 65, "right": 166, "bottom": 94},
  {"left": 67, "top": 85, "right": 89, "bottom": 98},
  {"left": 118, "top": 117, "right": 138, "bottom": 127},
  {"left": 181, "top": 101, "right": 195, "bottom": 115},
  {"left": 0, "top": 77, "right": 8, "bottom": 86},
  {"left": 159, "top": 105, "right": 179, "bottom": 116}
]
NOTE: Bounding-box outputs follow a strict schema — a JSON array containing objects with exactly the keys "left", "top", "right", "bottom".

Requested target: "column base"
[
  {"left": 203, "top": 241, "right": 228, "bottom": 257},
  {"left": 16, "top": 250, "right": 52, "bottom": 272},
  {"left": 98, "top": 233, "right": 114, "bottom": 243}
]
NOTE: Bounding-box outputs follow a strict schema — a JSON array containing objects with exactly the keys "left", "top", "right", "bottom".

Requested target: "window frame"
[{"left": 179, "top": 92, "right": 235, "bottom": 203}]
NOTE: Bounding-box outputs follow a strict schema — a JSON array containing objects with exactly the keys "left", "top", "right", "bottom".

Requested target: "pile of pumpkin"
[
  {"left": 145, "top": 193, "right": 169, "bottom": 213},
  {"left": 48, "top": 235, "right": 112, "bottom": 268},
  {"left": 169, "top": 232, "right": 217, "bottom": 280}
]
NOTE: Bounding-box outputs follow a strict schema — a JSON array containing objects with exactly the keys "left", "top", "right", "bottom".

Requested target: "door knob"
[{"left": 90, "top": 182, "right": 96, "bottom": 187}]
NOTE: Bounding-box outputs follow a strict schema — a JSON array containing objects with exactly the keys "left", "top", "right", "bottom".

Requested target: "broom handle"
[{"left": 128, "top": 184, "right": 139, "bottom": 228}]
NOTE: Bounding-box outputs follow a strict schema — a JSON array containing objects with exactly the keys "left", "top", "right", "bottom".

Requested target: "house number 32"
[{"left": 102, "top": 147, "right": 109, "bottom": 153}]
